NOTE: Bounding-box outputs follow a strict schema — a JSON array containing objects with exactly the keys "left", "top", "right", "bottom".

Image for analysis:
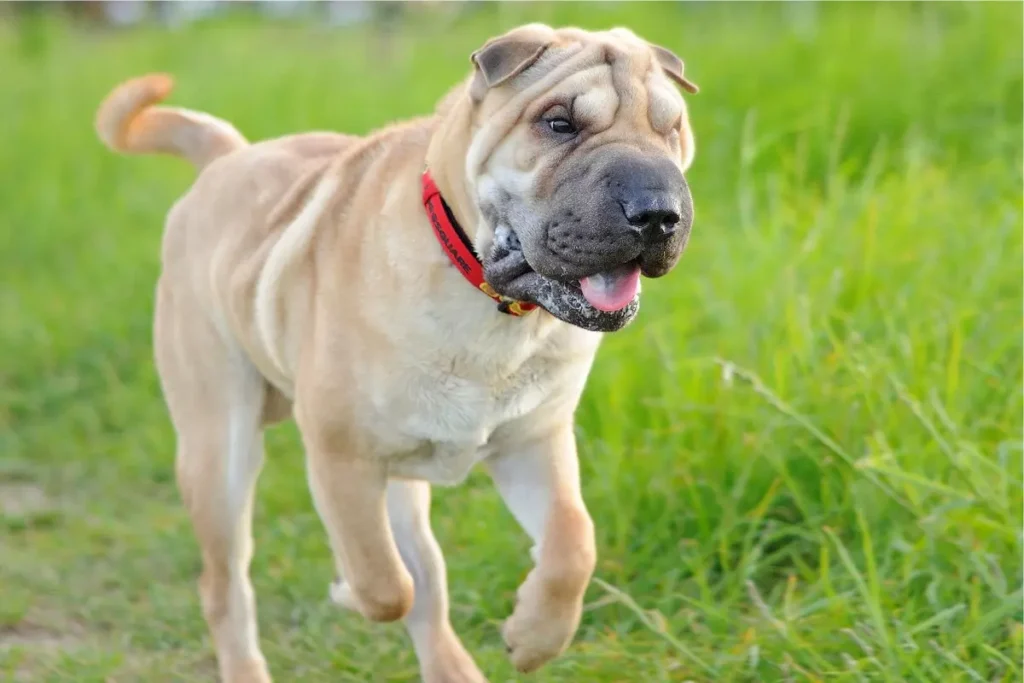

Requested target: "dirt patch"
[
  {"left": 0, "top": 483, "right": 52, "bottom": 518},
  {"left": 0, "top": 619, "right": 86, "bottom": 683},
  {"left": 0, "top": 604, "right": 86, "bottom": 651},
  {"left": 0, "top": 622, "right": 80, "bottom": 651}
]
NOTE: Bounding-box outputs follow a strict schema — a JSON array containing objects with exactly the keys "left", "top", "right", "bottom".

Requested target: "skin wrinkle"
[
  {"left": 484, "top": 193, "right": 579, "bottom": 280},
  {"left": 522, "top": 68, "right": 605, "bottom": 122},
  {"left": 645, "top": 64, "right": 684, "bottom": 136},
  {"left": 514, "top": 42, "right": 587, "bottom": 92},
  {"left": 548, "top": 159, "right": 588, "bottom": 216},
  {"left": 606, "top": 48, "right": 624, "bottom": 122},
  {"left": 466, "top": 43, "right": 601, "bottom": 180},
  {"left": 609, "top": 47, "right": 637, "bottom": 120}
]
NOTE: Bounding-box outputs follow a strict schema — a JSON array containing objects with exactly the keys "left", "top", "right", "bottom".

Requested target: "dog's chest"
[
  {"left": 369, "top": 330, "right": 597, "bottom": 485},
  {"left": 383, "top": 362, "right": 551, "bottom": 485}
]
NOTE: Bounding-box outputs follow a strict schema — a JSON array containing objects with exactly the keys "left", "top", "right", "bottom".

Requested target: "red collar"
[{"left": 421, "top": 171, "right": 537, "bottom": 317}]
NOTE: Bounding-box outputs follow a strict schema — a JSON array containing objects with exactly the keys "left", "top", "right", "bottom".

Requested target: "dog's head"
[{"left": 462, "top": 24, "right": 698, "bottom": 332}]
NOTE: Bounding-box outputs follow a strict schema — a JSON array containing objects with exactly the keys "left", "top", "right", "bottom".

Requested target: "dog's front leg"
[
  {"left": 487, "top": 423, "right": 597, "bottom": 673},
  {"left": 329, "top": 480, "right": 487, "bottom": 683},
  {"left": 298, "top": 411, "right": 415, "bottom": 623}
]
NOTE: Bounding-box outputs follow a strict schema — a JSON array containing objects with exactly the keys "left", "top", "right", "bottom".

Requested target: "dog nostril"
[
  {"left": 660, "top": 211, "right": 680, "bottom": 232},
  {"left": 626, "top": 208, "right": 680, "bottom": 235}
]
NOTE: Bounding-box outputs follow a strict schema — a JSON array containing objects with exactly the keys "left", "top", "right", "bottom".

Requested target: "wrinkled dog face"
[{"left": 469, "top": 25, "right": 699, "bottom": 332}]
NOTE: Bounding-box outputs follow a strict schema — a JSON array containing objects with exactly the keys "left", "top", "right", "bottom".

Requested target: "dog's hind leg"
[
  {"left": 330, "top": 480, "right": 486, "bottom": 683},
  {"left": 155, "top": 281, "right": 272, "bottom": 683}
]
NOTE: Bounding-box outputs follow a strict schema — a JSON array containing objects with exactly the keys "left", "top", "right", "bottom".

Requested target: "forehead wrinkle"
[
  {"left": 466, "top": 43, "right": 603, "bottom": 179},
  {"left": 509, "top": 43, "right": 605, "bottom": 114},
  {"left": 571, "top": 81, "right": 618, "bottom": 132},
  {"left": 646, "top": 72, "right": 684, "bottom": 134},
  {"left": 607, "top": 44, "right": 645, "bottom": 122},
  {"left": 514, "top": 43, "right": 584, "bottom": 89},
  {"left": 523, "top": 63, "right": 614, "bottom": 119}
]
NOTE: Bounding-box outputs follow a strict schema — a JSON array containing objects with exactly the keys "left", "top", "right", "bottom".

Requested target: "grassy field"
[{"left": 1, "top": 2, "right": 1022, "bottom": 681}]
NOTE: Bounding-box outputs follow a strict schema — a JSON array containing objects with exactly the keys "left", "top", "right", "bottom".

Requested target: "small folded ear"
[
  {"left": 470, "top": 24, "right": 553, "bottom": 99},
  {"left": 649, "top": 44, "right": 699, "bottom": 94}
]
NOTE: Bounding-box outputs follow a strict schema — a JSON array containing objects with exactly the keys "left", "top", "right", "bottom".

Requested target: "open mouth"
[
  {"left": 577, "top": 262, "right": 642, "bottom": 312},
  {"left": 516, "top": 260, "right": 643, "bottom": 333},
  {"left": 483, "top": 226, "right": 644, "bottom": 332}
]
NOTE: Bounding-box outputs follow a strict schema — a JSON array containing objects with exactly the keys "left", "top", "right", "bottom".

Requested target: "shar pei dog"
[{"left": 95, "top": 22, "right": 698, "bottom": 683}]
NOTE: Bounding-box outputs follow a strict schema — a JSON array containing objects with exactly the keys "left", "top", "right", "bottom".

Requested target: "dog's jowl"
[{"left": 95, "top": 23, "right": 698, "bottom": 683}]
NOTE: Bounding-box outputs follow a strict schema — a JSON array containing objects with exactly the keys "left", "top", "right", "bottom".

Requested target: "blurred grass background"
[{"left": 0, "top": 2, "right": 1022, "bottom": 681}]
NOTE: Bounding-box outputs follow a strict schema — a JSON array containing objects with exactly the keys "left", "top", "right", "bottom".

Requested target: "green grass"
[{"left": 1, "top": 2, "right": 1021, "bottom": 681}]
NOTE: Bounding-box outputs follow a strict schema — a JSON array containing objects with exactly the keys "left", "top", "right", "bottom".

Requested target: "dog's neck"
[{"left": 424, "top": 80, "right": 482, "bottom": 248}]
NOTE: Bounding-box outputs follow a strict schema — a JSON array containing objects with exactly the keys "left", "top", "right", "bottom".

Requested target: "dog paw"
[
  {"left": 328, "top": 576, "right": 359, "bottom": 612},
  {"left": 219, "top": 655, "right": 272, "bottom": 683},
  {"left": 330, "top": 571, "right": 415, "bottom": 622},
  {"left": 422, "top": 642, "right": 489, "bottom": 683},
  {"left": 501, "top": 575, "right": 582, "bottom": 673}
]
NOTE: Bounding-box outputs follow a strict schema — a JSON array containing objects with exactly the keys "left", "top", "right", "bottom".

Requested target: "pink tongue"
[{"left": 579, "top": 265, "right": 641, "bottom": 312}]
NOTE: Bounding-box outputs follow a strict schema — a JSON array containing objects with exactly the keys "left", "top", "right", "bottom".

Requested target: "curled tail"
[{"left": 95, "top": 73, "right": 247, "bottom": 170}]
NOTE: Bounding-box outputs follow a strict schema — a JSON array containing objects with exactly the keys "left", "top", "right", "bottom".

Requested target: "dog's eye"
[{"left": 547, "top": 118, "right": 577, "bottom": 135}]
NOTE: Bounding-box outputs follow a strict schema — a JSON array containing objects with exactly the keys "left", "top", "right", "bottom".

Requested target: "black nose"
[
  {"left": 604, "top": 154, "right": 689, "bottom": 241},
  {"left": 622, "top": 200, "right": 681, "bottom": 237}
]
